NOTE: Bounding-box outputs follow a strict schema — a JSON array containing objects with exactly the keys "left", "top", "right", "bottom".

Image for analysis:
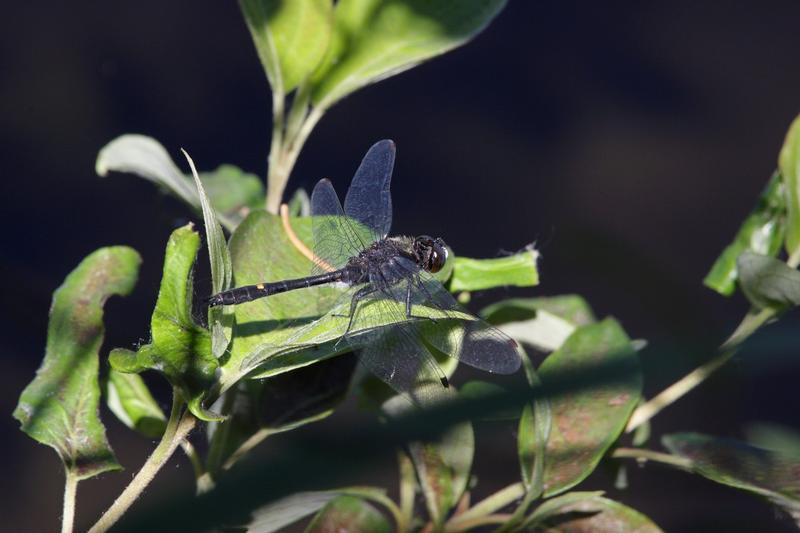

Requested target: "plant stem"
[
  {"left": 446, "top": 483, "right": 524, "bottom": 530},
  {"left": 62, "top": 471, "right": 78, "bottom": 533},
  {"left": 445, "top": 513, "right": 512, "bottom": 532},
  {"left": 88, "top": 395, "right": 195, "bottom": 533},
  {"left": 612, "top": 447, "right": 693, "bottom": 469},
  {"left": 626, "top": 307, "right": 774, "bottom": 432},
  {"left": 266, "top": 89, "right": 286, "bottom": 214},
  {"left": 397, "top": 452, "right": 417, "bottom": 532},
  {"left": 265, "top": 104, "right": 325, "bottom": 214}
]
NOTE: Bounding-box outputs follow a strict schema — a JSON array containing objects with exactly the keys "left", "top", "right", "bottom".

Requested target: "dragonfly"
[{"left": 208, "top": 140, "right": 521, "bottom": 402}]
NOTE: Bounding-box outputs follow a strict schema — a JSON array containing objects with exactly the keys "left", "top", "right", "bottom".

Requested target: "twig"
[
  {"left": 61, "top": 472, "right": 77, "bottom": 533},
  {"left": 612, "top": 447, "right": 693, "bottom": 469},
  {"left": 279, "top": 203, "right": 334, "bottom": 271},
  {"left": 626, "top": 307, "right": 774, "bottom": 432},
  {"left": 88, "top": 396, "right": 196, "bottom": 532}
]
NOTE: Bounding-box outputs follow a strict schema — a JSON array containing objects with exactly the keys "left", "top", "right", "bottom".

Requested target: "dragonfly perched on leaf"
[{"left": 209, "top": 140, "right": 520, "bottom": 403}]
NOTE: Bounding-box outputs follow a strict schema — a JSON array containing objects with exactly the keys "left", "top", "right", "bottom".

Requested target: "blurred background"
[{"left": 2, "top": 1, "right": 799, "bottom": 531}]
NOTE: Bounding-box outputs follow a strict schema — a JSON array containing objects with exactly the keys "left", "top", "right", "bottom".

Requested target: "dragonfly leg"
[
  {"left": 334, "top": 285, "right": 377, "bottom": 345},
  {"left": 407, "top": 278, "right": 438, "bottom": 323}
]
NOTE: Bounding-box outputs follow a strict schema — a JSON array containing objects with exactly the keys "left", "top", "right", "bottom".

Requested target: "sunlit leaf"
[
  {"left": 306, "top": 495, "right": 391, "bottom": 533},
  {"left": 14, "top": 247, "right": 140, "bottom": 479},
  {"left": 663, "top": 433, "right": 800, "bottom": 522},
  {"left": 779, "top": 113, "right": 800, "bottom": 255},
  {"left": 539, "top": 319, "right": 642, "bottom": 497},
  {"left": 184, "top": 149, "right": 234, "bottom": 359},
  {"left": 482, "top": 295, "right": 595, "bottom": 352},
  {"left": 109, "top": 225, "right": 220, "bottom": 421},
  {"left": 449, "top": 247, "right": 539, "bottom": 292},
  {"left": 525, "top": 492, "right": 662, "bottom": 532},
  {"left": 311, "top": 0, "right": 507, "bottom": 108},
  {"left": 106, "top": 370, "right": 167, "bottom": 439},
  {"left": 240, "top": 0, "right": 334, "bottom": 94},
  {"left": 97, "top": 134, "right": 260, "bottom": 230},
  {"left": 704, "top": 172, "right": 785, "bottom": 296},
  {"left": 736, "top": 251, "right": 800, "bottom": 310}
]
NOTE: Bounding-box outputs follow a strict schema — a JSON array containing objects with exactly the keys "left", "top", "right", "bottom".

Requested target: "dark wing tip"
[{"left": 440, "top": 376, "right": 450, "bottom": 388}]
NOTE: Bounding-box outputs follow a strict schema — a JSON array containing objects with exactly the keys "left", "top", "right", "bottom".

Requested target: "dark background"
[{"left": 2, "top": 1, "right": 799, "bottom": 531}]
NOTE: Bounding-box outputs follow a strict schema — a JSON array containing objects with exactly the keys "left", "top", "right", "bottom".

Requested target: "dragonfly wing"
[
  {"left": 413, "top": 270, "right": 522, "bottom": 375},
  {"left": 344, "top": 140, "right": 395, "bottom": 241},
  {"left": 356, "top": 321, "right": 450, "bottom": 407},
  {"left": 310, "top": 178, "right": 369, "bottom": 272}
]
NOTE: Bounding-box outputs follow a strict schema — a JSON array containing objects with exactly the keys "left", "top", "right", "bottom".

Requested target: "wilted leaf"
[
  {"left": 311, "top": 0, "right": 507, "bottom": 108},
  {"left": 736, "top": 251, "right": 800, "bottom": 310},
  {"left": 449, "top": 247, "right": 539, "bottom": 292},
  {"left": 779, "top": 113, "right": 800, "bottom": 255},
  {"left": 14, "top": 247, "right": 140, "bottom": 479},
  {"left": 306, "top": 495, "right": 391, "bottom": 533},
  {"left": 663, "top": 433, "right": 800, "bottom": 521},
  {"left": 106, "top": 370, "right": 167, "bottom": 439},
  {"left": 539, "top": 319, "right": 642, "bottom": 497},
  {"left": 704, "top": 172, "right": 785, "bottom": 296},
  {"left": 97, "top": 134, "right": 260, "bottom": 230},
  {"left": 109, "top": 225, "right": 220, "bottom": 421},
  {"left": 525, "top": 492, "right": 662, "bottom": 532},
  {"left": 240, "top": 0, "right": 334, "bottom": 94}
]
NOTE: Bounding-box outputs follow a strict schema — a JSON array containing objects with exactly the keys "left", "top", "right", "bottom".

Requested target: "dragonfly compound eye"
[{"left": 427, "top": 238, "right": 448, "bottom": 273}]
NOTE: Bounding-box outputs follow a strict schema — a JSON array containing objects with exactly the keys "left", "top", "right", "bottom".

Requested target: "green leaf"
[
  {"left": 306, "top": 495, "right": 391, "bottom": 533},
  {"left": 110, "top": 225, "right": 220, "bottom": 421},
  {"left": 704, "top": 172, "right": 785, "bottom": 296},
  {"left": 482, "top": 295, "right": 595, "bottom": 352},
  {"left": 14, "top": 246, "right": 140, "bottom": 479},
  {"left": 539, "top": 318, "right": 642, "bottom": 497},
  {"left": 97, "top": 134, "right": 260, "bottom": 231},
  {"left": 663, "top": 433, "right": 800, "bottom": 522},
  {"left": 780, "top": 113, "right": 800, "bottom": 255},
  {"left": 239, "top": 0, "right": 334, "bottom": 94},
  {"left": 106, "top": 370, "right": 167, "bottom": 439},
  {"left": 199, "top": 164, "right": 264, "bottom": 220},
  {"left": 184, "top": 150, "right": 234, "bottom": 359},
  {"left": 736, "top": 251, "right": 800, "bottom": 310},
  {"left": 449, "top": 247, "right": 539, "bottom": 292},
  {"left": 525, "top": 492, "right": 662, "bottom": 532},
  {"left": 518, "top": 347, "right": 551, "bottom": 496},
  {"left": 311, "top": 0, "right": 507, "bottom": 108},
  {"left": 459, "top": 380, "right": 517, "bottom": 420},
  {"left": 383, "top": 393, "right": 474, "bottom": 527}
]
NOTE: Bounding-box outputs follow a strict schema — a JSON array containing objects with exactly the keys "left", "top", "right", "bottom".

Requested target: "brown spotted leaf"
[
  {"left": 539, "top": 318, "right": 642, "bottom": 496},
  {"left": 14, "top": 247, "right": 140, "bottom": 479}
]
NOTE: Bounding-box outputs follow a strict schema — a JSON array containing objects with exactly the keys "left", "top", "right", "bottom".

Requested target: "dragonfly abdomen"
[{"left": 207, "top": 269, "right": 345, "bottom": 307}]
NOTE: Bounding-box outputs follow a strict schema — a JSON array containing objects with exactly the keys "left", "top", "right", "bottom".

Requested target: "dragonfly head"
[{"left": 414, "top": 235, "right": 448, "bottom": 273}]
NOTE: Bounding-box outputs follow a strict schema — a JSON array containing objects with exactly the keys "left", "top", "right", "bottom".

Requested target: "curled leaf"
[{"left": 14, "top": 246, "right": 140, "bottom": 479}]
